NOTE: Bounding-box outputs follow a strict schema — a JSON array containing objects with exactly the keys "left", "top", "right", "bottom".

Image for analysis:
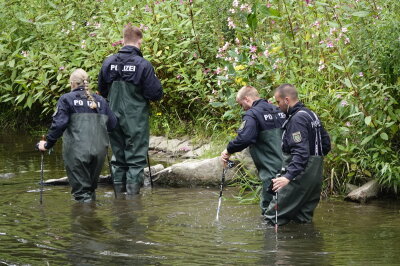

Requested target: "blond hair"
[
  {"left": 236, "top": 85, "right": 260, "bottom": 101},
  {"left": 123, "top": 24, "right": 143, "bottom": 44},
  {"left": 70, "top": 69, "right": 97, "bottom": 109}
]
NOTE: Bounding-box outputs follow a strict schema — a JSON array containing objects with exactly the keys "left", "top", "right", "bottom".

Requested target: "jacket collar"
[
  {"left": 119, "top": 45, "right": 143, "bottom": 57},
  {"left": 288, "top": 101, "right": 304, "bottom": 116},
  {"left": 72, "top": 86, "right": 85, "bottom": 92}
]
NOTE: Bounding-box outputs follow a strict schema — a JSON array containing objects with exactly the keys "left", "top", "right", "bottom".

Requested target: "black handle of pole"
[{"left": 147, "top": 153, "right": 153, "bottom": 188}]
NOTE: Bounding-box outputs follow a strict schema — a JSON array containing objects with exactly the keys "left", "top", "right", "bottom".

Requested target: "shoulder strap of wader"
[{"left": 297, "top": 110, "right": 323, "bottom": 156}]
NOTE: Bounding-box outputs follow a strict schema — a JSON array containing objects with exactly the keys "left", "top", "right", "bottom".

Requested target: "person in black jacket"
[
  {"left": 221, "top": 85, "right": 286, "bottom": 214},
  {"left": 98, "top": 24, "right": 163, "bottom": 196},
  {"left": 264, "top": 83, "right": 331, "bottom": 225},
  {"left": 37, "top": 69, "right": 117, "bottom": 202}
]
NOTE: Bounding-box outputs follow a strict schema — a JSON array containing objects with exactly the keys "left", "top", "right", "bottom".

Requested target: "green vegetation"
[{"left": 0, "top": 0, "right": 399, "bottom": 193}]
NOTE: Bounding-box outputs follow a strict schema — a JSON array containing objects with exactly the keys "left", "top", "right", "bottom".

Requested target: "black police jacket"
[
  {"left": 227, "top": 99, "right": 286, "bottom": 154},
  {"left": 45, "top": 87, "right": 117, "bottom": 149},
  {"left": 282, "top": 102, "right": 331, "bottom": 180},
  {"left": 98, "top": 45, "right": 163, "bottom": 101}
]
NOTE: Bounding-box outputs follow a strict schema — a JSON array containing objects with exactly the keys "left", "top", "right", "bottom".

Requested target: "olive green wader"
[
  {"left": 63, "top": 113, "right": 109, "bottom": 202},
  {"left": 249, "top": 128, "right": 283, "bottom": 215},
  {"left": 264, "top": 154, "right": 323, "bottom": 225},
  {"left": 108, "top": 81, "right": 149, "bottom": 195}
]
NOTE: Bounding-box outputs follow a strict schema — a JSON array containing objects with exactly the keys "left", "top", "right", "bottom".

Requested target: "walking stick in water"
[
  {"left": 216, "top": 160, "right": 234, "bottom": 221},
  {"left": 274, "top": 190, "right": 278, "bottom": 233},
  {"left": 147, "top": 153, "right": 153, "bottom": 188},
  {"left": 39, "top": 135, "right": 45, "bottom": 205}
]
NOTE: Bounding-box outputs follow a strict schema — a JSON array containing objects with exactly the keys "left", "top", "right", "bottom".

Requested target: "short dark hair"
[
  {"left": 275, "top": 83, "right": 298, "bottom": 100},
  {"left": 123, "top": 24, "right": 143, "bottom": 43}
]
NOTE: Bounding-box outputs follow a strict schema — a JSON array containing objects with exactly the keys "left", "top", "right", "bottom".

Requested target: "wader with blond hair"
[
  {"left": 98, "top": 24, "right": 163, "bottom": 196},
  {"left": 37, "top": 69, "right": 117, "bottom": 202}
]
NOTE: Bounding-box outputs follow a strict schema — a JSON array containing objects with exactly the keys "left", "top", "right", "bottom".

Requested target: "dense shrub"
[{"left": 0, "top": 0, "right": 399, "bottom": 192}]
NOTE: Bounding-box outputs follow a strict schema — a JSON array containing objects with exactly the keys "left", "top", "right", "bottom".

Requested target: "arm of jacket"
[
  {"left": 141, "top": 61, "right": 163, "bottom": 101},
  {"left": 227, "top": 114, "right": 258, "bottom": 154},
  {"left": 102, "top": 99, "right": 118, "bottom": 132},
  {"left": 284, "top": 115, "right": 311, "bottom": 180},
  {"left": 320, "top": 123, "right": 331, "bottom": 156},
  {"left": 45, "top": 96, "right": 70, "bottom": 149},
  {"left": 98, "top": 58, "right": 112, "bottom": 98}
]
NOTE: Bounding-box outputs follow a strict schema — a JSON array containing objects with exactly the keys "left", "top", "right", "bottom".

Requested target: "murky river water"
[{"left": 1, "top": 132, "right": 400, "bottom": 265}]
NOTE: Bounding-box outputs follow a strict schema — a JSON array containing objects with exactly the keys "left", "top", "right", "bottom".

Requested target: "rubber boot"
[{"left": 126, "top": 183, "right": 140, "bottom": 198}]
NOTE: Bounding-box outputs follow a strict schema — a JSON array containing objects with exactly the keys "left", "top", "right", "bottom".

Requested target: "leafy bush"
[{"left": 0, "top": 0, "right": 399, "bottom": 192}]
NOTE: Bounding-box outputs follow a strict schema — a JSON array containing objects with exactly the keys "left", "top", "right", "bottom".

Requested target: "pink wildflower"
[
  {"left": 326, "top": 42, "right": 334, "bottom": 48},
  {"left": 232, "top": 0, "right": 239, "bottom": 8},
  {"left": 227, "top": 17, "right": 236, "bottom": 29},
  {"left": 59, "top": 66, "right": 65, "bottom": 71},
  {"left": 359, "top": 72, "right": 364, "bottom": 77},
  {"left": 250, "top": 45, "right": 257, "bottom": 53},
  {"left": 340, "top": 100, "right": 348, "bottom": 107},
  {"left": 263, "top": 50, "right": 269, "bottom": 57},
  {"left": 346, "top": 122, "right": 351, "bottom": 127},
  {"left": 215, "top": 67, "right": 222, "bottom": 74}
]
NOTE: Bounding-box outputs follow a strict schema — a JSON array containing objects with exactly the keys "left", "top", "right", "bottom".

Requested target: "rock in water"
[
  {"left": 345, "top": 180, "right": 380, "bottom": 203},
  {"left": 154, "top": 157, "right": 236, "bottom": 187}
]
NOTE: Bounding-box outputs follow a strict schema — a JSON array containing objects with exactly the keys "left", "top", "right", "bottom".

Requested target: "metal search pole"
[
  {"left": 39, "top": 135, "right": 45, "bottom": 205},
  {"left": 216, "top": 160, "right": 234, "bottom": 221},
  {"left": 147, "top": 153, "right": 153, "bottom": 188}
]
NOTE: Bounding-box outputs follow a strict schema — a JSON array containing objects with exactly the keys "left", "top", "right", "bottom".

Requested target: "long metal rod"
[
  {"left": 216, "top": 168, "right": 227, "bottom": 221},
  {"left": 106, "top": 149, "right": 117, "bottom": 198},
  {"left": 147, "top": 153, "right": 153, "bottom": 188},
  {"left": 40, "top": 151, "right": 44, "bottom": 205},
  {"left": 275, "top": 191, "right": 279, "bottom": 233}
]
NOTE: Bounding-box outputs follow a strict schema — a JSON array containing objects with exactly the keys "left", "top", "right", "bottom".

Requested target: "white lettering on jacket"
[{"left": 122, "top": 65, "right": 136, "bottom": 72}]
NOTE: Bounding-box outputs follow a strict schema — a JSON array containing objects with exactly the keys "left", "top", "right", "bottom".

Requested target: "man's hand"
[
  {"left": 37, "top": 140, "right": 47, "bottom": 151},
  {"left": 220, "top": 149, "right": 231, "bottom": 166},
  {"left": 272, "top": 176, "right": 290, "bottom": 192}
]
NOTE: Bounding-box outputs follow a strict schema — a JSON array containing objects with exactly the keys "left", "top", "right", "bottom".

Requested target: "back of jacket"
[
  {"left": 46, "top": 87, "right": 117, "bottom": 149},
  {"left": 98, "top": 45, "right": 163, "bottom": 101}
]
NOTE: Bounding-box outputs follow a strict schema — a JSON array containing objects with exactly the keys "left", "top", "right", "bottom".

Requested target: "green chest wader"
[
  {"left": 249, "top": 128, "right": 283, "bottom": 214},
  {"left": 107, "top": 81, "right": 149, "bottom": 192},
  {"left": 264, "top": 154, "right": 324, "bottom": 225},
  {"left": 63, "top": 113, "right": 109, "bottom": 202}
]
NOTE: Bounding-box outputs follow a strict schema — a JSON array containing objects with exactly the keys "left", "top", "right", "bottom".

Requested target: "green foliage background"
[{"left": 0, "top": 0, "right": 399, "bottom": 193}]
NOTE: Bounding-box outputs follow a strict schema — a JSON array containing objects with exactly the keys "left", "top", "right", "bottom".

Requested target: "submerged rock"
[
  {"left": 43, "top": 164, "right": 164, "bottom": 186},
  {"left": 345, "top": 180, "right": 380, "bottom": 203},
  {"left": 153, "top": 157, "right": 236, "bottom": 187},
  {"left": 0, "top": 173, "right": 15, "bottom": 179}
]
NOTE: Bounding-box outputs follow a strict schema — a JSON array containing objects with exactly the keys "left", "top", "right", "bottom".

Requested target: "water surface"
[{"left": 1, "top": 132, "right": 400, "bottom": 265}]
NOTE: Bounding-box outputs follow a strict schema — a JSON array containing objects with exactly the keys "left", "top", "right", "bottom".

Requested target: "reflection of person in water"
[
  {"left": 67, "top": 203, "right": 109, "bottom": 264},
  {"left": 260, "top": 223, "right": 329, "bottom": 265}
]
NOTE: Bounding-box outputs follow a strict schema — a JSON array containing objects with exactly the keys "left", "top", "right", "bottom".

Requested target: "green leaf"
[
  {"left": 364, "top": 116, "right": 372, "bottom": 126},
  {"left": 65, "top": 10, "right": 74, "bottom": 20},
  {"left": 247, "top": 13, "right": 258, "bottom": 31},
  {"left": 332, "top": 63, "right": 345, "bottom": 71},
  {"left": 380, "top": 132, "right": 388, "bottom": 140},
  {"left": 344, "top": 78, "right": 352, "bottom": 88},
  {"left": 360, "top": 135, "right": 373, "bottom": 145},
  {"left": 8, "top": 59, "right": 15, "bottom": 68},
  {"left": 352, "top": 11, "right": 370, "bottom": 17}
]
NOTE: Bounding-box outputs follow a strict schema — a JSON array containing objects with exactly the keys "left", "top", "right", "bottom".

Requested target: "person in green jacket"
[
  {"left": 221, "top": 85, "right": 286, "bottom": 214},
  {"left": 98, "top": 24, "right": 163, "bottom": 196}
]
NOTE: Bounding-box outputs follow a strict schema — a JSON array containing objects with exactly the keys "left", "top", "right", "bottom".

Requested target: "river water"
[{"left": 1, "top": 132, "right": 400, "bottom": 265}]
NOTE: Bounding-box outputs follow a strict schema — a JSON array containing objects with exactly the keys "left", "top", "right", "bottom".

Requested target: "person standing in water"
[
  {"left": 265, "top": 83, "right": 331, "bottom": 225},
  {"left": 98, "top": 24, "right": 163, "bottom": 196},
  {"left": 221, "top": 85, "right": 286, "bottom": 215},
  {"left": 37, "top": 69, "right": 117, "bottom": 202}
]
